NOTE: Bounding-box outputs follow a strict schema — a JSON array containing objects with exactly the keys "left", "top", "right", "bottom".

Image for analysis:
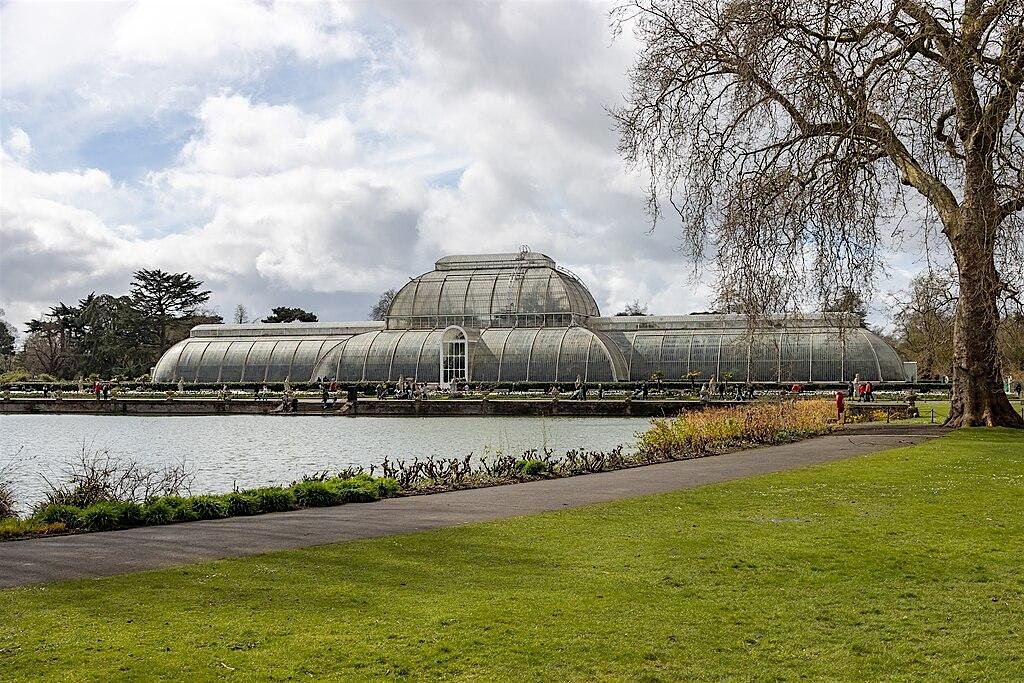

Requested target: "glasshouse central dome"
[
  {"left": 153, "top": 251, "right": 915, "bottom": 386},
  {"left": 385, "top": 252, "right": 600, "bottom": 330}
]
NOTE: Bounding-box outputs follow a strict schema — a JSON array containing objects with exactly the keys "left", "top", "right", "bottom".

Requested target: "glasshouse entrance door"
[{"left": 440, "top": 330, "right": 467, "bottom": 386}]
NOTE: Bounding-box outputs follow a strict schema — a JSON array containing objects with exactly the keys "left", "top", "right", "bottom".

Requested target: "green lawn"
[
  {"left": 908, "top": 399, "right": 952, "bottom": 425},
  {"left": 901, "top": 398, "right": 1024, "bottom": 425},
  {"left": 2, "top": 430, "right": 1022, "bottom": 681}
]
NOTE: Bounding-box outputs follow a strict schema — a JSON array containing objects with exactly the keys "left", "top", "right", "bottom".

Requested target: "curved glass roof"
[
  {"left": 598, "top": 326, "right": 906, "bottom": 383},
  {"left": 152, "top": 336, "right": 354, "bottom": 384},
  {"left": 156, "top": 323, "right": 904, "bottom": 385},
  {"left": 151, "top": 254, "right": 911, "bottom": 385},
  {"left": 386, "top": 252, "right": 600, "bottom": 329},
  {"left": 311, "top": 327, "right": 624, "bottom": 383}
]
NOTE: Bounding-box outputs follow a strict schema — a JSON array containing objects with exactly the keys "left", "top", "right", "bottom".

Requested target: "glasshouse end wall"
[{"left": 152, "top": 252, "right": 914, "bottom": 386}]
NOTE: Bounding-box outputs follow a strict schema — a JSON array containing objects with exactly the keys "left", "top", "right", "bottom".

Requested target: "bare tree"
[
  {"left": 890, "top": 269, "right": 958, "bottom": 378},
  {"left": 615, "top": 299, "right": 650, "bottom": 315},
  {"left": 614, "top": 0, "right": 1024, "bottom": 426},
  {"left": 369, "top": 289, "right": 397, "bottom": 321},
  {"left": 999, "top": 313, "right": 1024, "bottom": 379},
  {"left": 21, "top": 321, "right": 76, "bottom": 378},
  {"left": 233, "top": 304, "right": 250, "bottom": 325}
]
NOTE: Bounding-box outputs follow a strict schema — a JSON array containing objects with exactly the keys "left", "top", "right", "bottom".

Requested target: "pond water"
[{"left": 0, "top": 415, "right": 650, "bottom": 513}]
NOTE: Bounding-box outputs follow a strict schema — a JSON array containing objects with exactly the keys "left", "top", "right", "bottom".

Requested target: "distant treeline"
[
  {"left": 0, "top": 270, "right": 335, "bottom": 383},
  {"left": 0, "top": 270, "right": 217, "bottom": 382}
]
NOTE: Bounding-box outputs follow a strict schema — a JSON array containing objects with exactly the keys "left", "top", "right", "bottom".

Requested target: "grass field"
[
  {"left": 2, "top": 429, "right": 1022, "bottom": 681},
  {"left": 908, "top": 399, "right": 952, "bottom": 424},
  {"left": 902, "top": 398, "right": 1024, "bottom": 425}
]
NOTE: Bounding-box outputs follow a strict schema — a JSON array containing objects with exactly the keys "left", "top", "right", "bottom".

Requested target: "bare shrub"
[
  {"left": 0, "top": 461, "right": 16, "bottom": 520},
  {"left": 479, "top": 452, "right": 518, "bottom": 478},
  {"left": 336, "top": 465, "right": 366, "bottom": 479},
  {"left": 39, "top": 448, "right": 194, "bottom": 510}
]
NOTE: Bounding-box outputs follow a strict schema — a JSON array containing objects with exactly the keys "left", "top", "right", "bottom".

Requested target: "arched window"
[{"left": 440, "top": 328, "right": 467, "bottom": 386}]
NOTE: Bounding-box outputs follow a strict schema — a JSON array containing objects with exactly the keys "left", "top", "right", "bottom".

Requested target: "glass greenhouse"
[{"left": 153, "top": 252, "right": 914, "bottom": 385}]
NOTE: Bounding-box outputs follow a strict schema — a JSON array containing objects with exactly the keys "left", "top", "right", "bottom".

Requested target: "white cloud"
[
  {"left": 0, "top": 149, "right": 136, "bottom": 325},
  {"left": 5, "top": 128, "right": 32, "bottom": 160},
  {"left": 110, "top": 0, "right": 358, "bottom": 66},
  {"left": 0, "top": 1, "right": 127, "bottom": 91},
  {"left": 176, "top": 95, "right": 357, "bottom": 176},
  {"left": 0, "top": 0, "right": 364, "bottom": 167},
  {"left": 1, "top": 0, "right": 360, "bottom": 92},
  {"left": 142, "top": 94, "right": 423, "bottom": 293}
]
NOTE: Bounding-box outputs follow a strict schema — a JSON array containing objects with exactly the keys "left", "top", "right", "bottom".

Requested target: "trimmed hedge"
[{"left": 15, "top": 475, "right": 399, "bottom": 538}]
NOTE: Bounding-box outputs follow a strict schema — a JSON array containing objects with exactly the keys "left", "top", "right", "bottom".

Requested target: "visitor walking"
[
  {"left": 321, "top": 385, "right": 330, "bottom": 410},
  {"left": 102, "top": 383, "right": 110, "bottom": 400},
  {"left": 835, "top": 390, "right": 845, "bottom": 422},
  {"left": 865, "top": 381, "right": 873, "bottom": 402}
]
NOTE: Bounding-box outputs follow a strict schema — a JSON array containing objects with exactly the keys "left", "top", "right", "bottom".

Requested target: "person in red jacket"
[{"left": 835, "top": 390, "right": 845, "bottom": 422}]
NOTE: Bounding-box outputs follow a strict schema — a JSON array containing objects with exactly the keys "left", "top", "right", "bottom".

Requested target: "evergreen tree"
[
  {"left": 261, "top": 307, "right": 318, "bottom": 323},
  {"left": 129, "top": 270, "right": 211, "bottom": 349},
  {"left": 0, "top": 308, "right": 15, "bottom": 359}
]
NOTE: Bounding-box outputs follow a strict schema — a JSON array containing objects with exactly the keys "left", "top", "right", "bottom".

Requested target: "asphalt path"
[{"left": 0, "top": 427, "right": 946, "bottom": 588}]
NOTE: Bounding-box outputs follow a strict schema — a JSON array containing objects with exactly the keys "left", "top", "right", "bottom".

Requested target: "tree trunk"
[{"left": 945, "top": 231, "right": 1024, "bottom": 428}]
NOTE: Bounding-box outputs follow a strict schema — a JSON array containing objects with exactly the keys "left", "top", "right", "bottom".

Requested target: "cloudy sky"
[{"left": 1, "top": 0, "right": 930, "bottom": 333}]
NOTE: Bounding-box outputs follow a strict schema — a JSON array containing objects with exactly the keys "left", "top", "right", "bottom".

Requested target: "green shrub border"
[{"left": 15, "top": 474, "right": 398, "bottom": 539}]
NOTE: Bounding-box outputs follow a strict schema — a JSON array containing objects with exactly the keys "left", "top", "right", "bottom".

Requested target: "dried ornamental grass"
[{"left": 639, "top": 399, "right": 837, "bottom": 460}]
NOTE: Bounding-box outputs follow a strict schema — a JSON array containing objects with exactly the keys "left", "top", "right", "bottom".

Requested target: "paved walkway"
[{"left": 0, "top": 428, "right": 946, "bottom": 588}]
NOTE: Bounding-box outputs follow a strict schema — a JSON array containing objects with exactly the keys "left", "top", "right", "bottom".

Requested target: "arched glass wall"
[
  {"left": 153, "top": 337, "right": 349, "bottom": 384},
  {"left": 310, "top": 327, "right": 622, "bottom": 383},
  {"left": 598, "top": 327, "right": 904, "bottom": 383}
]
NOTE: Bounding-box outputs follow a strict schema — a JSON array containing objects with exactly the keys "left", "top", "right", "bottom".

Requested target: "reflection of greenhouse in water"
[{"left": 154, "top": 252, "right": 915, "bottom": 385}]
